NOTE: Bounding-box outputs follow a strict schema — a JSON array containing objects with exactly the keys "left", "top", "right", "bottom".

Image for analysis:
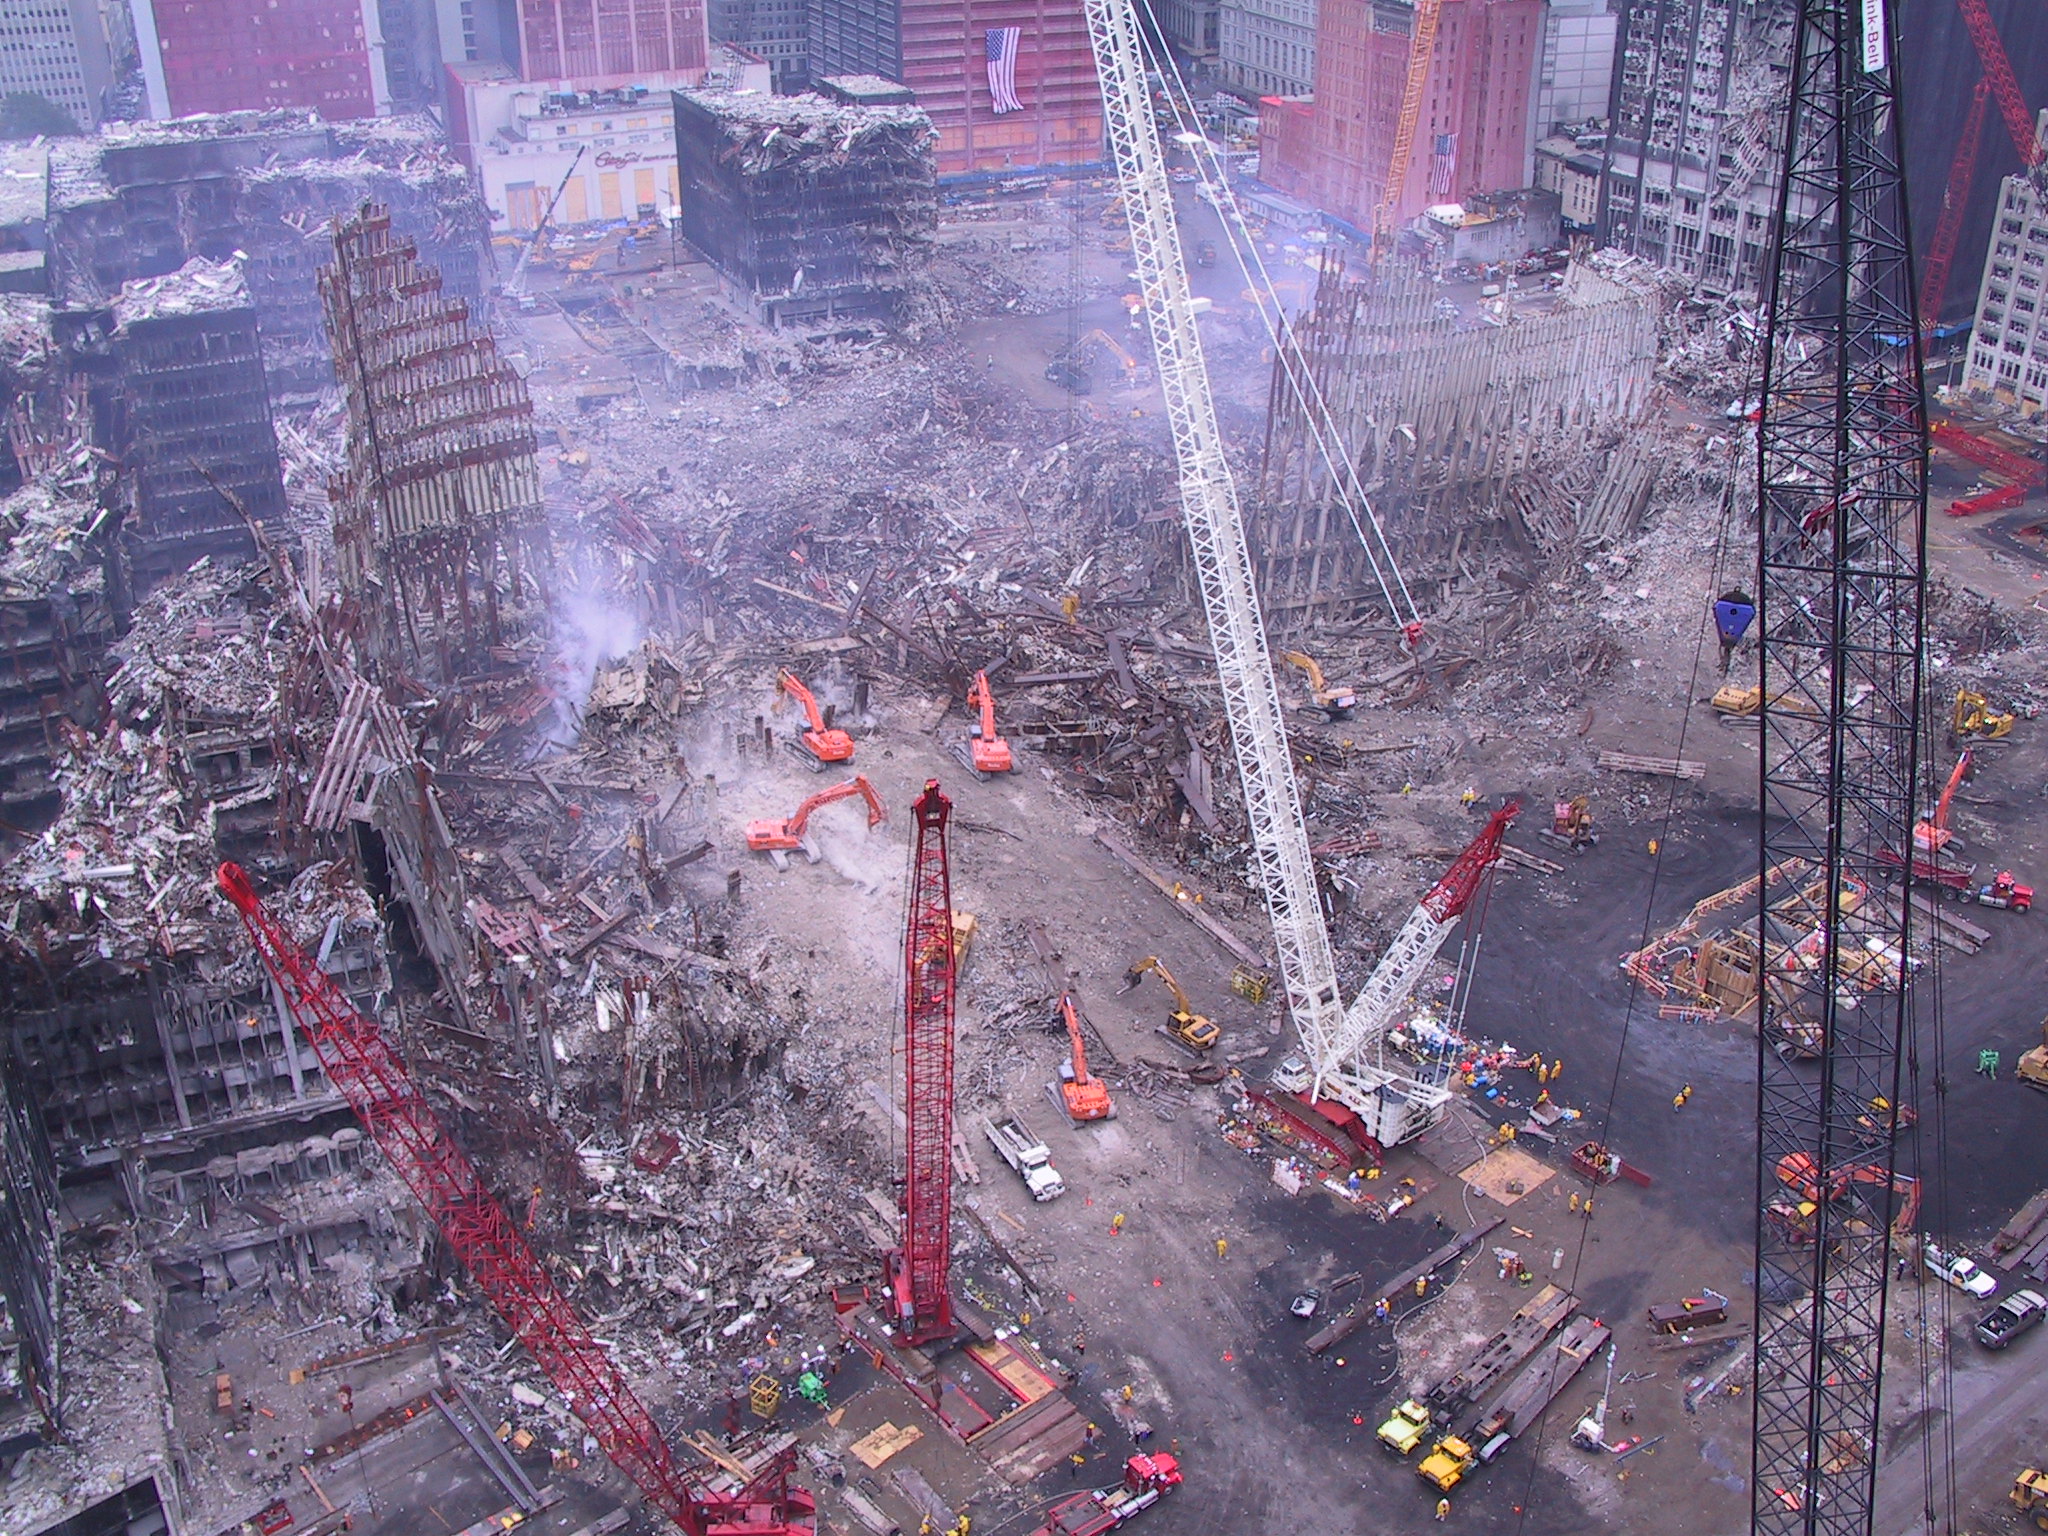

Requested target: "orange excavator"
[
  {"left": 967, "top": 670, "right": 1015, "bottom": 776},
  {"left": 1055, "top": 992, "right": 1114, "bottom": 1122},
  {"left": 745, "top": 774, "right": 885, "bottom": 866},
  {"left": 1771, "top": 1151, "right": 1922, "bottom": 1239},
  {"left": 1912, "top": 748, "right": 1973, "bottom": 853},
  {"left": 776, "top": 670, "right": 855, "bottom": 768}
]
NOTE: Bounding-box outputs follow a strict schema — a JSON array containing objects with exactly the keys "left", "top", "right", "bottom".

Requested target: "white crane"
[{"left": 1082, "top": 0, "right": 1516, "bottom": 1152}]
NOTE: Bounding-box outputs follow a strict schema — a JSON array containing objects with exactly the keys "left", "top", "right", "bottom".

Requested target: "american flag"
[
  {"left": 987, "top": 27, "right": 1024, "bottom": 114},
  {"left": 1428, "top": 133, "right": 1458, "bottom": 198}
]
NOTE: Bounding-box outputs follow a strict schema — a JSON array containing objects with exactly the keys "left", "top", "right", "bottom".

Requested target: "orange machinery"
[
  {"left": 777, "top": 671, "right": 855, "bottom": 766},
  {"left": 1055, "top": 992, "right": 1114, "bottom": 1122},
  {"left": 967, "top": 670, "right": 1014, "bottom": 775},
  {"left": 745, "top": 775, "right": 885, "bottom": 855},
  {"left": 1912, "top": 748, "right": 1973, "bottom": 853}
]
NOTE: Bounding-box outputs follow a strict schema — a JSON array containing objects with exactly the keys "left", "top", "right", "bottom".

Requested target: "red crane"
[
  {"left": 1918, "top": 0, "right": 2039, "bottom": 328},
  {"left": 885, "top": 781, "right": 957, "bottom": 1347},
  {"left": 215, "top": 863, "right": 816, "bottom": 1536}
]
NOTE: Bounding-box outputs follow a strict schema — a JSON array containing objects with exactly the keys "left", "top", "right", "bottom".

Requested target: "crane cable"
[
  {"left": 1133, "top": 2, "right": 1424, "bottom": 638},
  {"left": 1507, "top": 420, "right": 1742, "bottom": 1535}
]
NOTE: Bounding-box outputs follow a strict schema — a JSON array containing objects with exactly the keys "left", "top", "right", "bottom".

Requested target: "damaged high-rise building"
[
  {"left": 43, "top": 110, "right": 489, "bottom": 401},
  {"left": 322, "top": 204, "right": 550, "bottom": 685},
  {"left": 1596, "top": 0, "right": 1798, "bottom": 296},
  {"left": 673, "top": 87, "right": 938, "bottom": 330}
]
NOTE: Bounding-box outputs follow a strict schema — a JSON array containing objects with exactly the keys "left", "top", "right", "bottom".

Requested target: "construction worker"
[
  {"left": 1374, "top": 1297, "right": 1390, "bottom": 1323},
  {"left": 1415, "top": 1275, "right": 1428, "bottom": 1298},
  {"left": 1121, "top": 1383, "right": 1135, "bottom": 1403},
  {"left": 1069, "top": 1452, "right": 1085, "bottom": 1480},
  {"left": 1436, "top": 1496, "right": 1452, "bottom": 1521},
  {"left": 1111, "top": 1212, "right": 1126, "bottom": 1236},
  {"left": 1569, "top": 1190, "right": 1581, "bottom": 1214},
  {"left": 1215, "top": 1237, "right": 1228, "bottom": 1259},
  {"left": 1550, "top": 1058, "right": 1563, "bottom": 1081},
  {"left": 1978, "top": 1049, "right": 2001, "bottom": 1078}
]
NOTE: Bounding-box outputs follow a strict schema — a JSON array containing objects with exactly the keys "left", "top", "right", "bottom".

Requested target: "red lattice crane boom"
[
  {"left": 215, "top": 863, "right": 816, "bottom": 1536},
  {"left": 1956, "top": 0, "right": 2042, "bottom": 169},
  {"left": 1918, "top": 79, "right": 1990, "bottom": 328},
  {"left": 885, "top": 781, "right": 957, "bottom": 1347}
]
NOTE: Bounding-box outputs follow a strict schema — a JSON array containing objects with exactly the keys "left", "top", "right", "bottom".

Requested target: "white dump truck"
[{"left": 983, "top": 1113, "right": 1065, "bottom": 1201}]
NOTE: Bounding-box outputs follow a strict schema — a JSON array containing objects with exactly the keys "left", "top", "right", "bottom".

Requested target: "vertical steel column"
[{"left": 1750, "top": 0, "right": 1926, "bottom": 1526}]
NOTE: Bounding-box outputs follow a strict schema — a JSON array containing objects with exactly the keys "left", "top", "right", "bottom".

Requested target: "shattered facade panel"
[
  {"left": 673, "top": 88, "right": 939, "bottom": 330},
  {"left": 1596, "top": 0, "right": 1796, "bottom": 295},
  {"left": 321, "top": 204, "right": 549, "bottom": 684},
  {"left": 107, "top": 259, "right": 288, "bottom": 594}
]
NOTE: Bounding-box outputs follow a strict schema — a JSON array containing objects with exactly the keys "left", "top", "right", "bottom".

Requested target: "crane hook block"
[{"left": 1713, "top": 591, "right": 1755, "bottom": 648}]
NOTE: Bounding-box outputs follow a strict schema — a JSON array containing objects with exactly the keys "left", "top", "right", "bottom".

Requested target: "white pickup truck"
[{"left": 983, "top": 1113, "right": 1065, "bottom": 1202}]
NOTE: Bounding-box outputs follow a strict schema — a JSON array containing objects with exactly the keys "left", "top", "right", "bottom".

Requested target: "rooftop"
[
  {"left": 675, "top": 87, "right": 934, "bottom": 140},
  {"left": 111, "top": 257, "right": 253, "bottom": 329},
  {"left": 0, "top": 143, "right": 49, "bottom": 230}
]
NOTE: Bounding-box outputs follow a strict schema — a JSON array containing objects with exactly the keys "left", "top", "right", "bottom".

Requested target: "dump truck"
[
  {"left": 2014, "top": 1467, "right": 2048, "bottom": 1530},
  {"left": 1416, "top": 1434, "right": 1478, "bottom": 1492},
  {"left": 1376, "top": 1398, "right": 1435, "bottom": 1456},
  {"left": 1031, "top": 1453, "right": 1182, "bottom": 1535},
  {"left": 984, "top": 1113, "right": 1065, "bottom": 1201}
]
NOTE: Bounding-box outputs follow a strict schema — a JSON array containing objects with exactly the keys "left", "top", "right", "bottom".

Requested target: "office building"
[
  {"left": 0, "top": 0, "right": 113, "bottom": 131},
  {"left": 1219, "top": 0, "right": 1315, "bottom": 99},
  {"left": 1962, "top": 113, "right": 2048, "bottom": 412},
  {"left": 710, "top": 0, "right": 813, "bottom": 90},
  {"left": 808, "top": 0, "right": 1100, "bottom": 178},
  {"left": 516, "top": 0, "right": 708, "bottom": 79},
  {"left": 130, "top": 0, "right": 387, "bottom": 120}
]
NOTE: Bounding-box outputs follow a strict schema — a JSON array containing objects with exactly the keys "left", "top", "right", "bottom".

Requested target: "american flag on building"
[
  {"left": 1428, "top": 133, "right": 1458, "bottom": 198},
  {"left": 986, "top": 26, "right": 1024, "bottom": 114}
]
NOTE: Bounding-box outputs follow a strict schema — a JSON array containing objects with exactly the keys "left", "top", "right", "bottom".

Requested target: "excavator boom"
[
  {"left": 968, "top": 671, "right": 1014, "bottom": 774},
  {"left": 746, "top": 774, "right": 886, "bottom": 852},
  {"left": 1914, "top": 749, "right": 1972, "bottom": 852},
  {"left": 777, "top": 670, "right": 855, "bottom": 765},
  {"left": 1057, "top": 992, "right": 1114, "bottom": 1121}
]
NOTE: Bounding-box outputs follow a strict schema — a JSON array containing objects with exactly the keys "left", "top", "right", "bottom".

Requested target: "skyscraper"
[
  {"left": 1596, "top": 0, "right": 1794, "bottom": 296},
  {"left": 0, "top": 0, "right": 114, "bottom": 130},
  {"left": 132, "top": 0, "right": 386, "bottom": 120},
  {"left": 1263, "top": 0, "right": 1540, "bottom": 233},
  {"left": 1219, "top": 0, "right": 1316, "bottom": 99},
  {"left": 517, "top": 0, "right": 709, "bottom": 79},
  {"left": 809, "top": 0, "right": 1100, "bottom": 178}
]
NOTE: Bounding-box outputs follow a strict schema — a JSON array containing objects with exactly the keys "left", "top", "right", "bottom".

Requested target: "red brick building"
[
  {"left": 517, "top": 0, "right": 709, "bottom": 81},
  {"left": 134, "top": 0, "right": 383, "bottom": 121},
  {"left": 812, "top": 0, "right": 1101, "bottom": 178},
  {"left": 1261, "top": 0, "right": 1541, "bottom": 232}
]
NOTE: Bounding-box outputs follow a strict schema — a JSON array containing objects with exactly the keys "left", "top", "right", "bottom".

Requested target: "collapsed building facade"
[
  {"left": 673, "top": 88, "right": 938, "bottom": 331},
  {"left": 42, "top": 111, "right": 489, "bottom": 402},
  {"left": 1253, "top": 258, "right": 1661, "bottom": 626}
]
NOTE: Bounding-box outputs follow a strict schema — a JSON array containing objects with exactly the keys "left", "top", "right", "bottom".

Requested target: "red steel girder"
[
  {"left": 214, "top": 863, "right": 814, "bottom": 1536},
  {"left": 886, "top": 781, "right": 957, "bottom": 1347},
  {"left": 1945, "top": 481, "right": 2028, "bottom": 517},
  {"left": 1931, "top": 420, "right": 2047, "bottom": 486}
]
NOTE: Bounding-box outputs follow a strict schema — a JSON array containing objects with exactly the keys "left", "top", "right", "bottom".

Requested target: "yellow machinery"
[
  {"left": 1121, "top": 956, "right": 1221, "bottom": 1052},
  {"left": 1278, "top": 651, "right": 1358, "bottom": 719},
  {"left": 1954, "top": 687, "right": 2016, "bottom": 740},
  {"left": 1371, "top": 0, "right": 1445, "bottom": 251},
  {"left": 2018, "top": 1020, "right": 2048, "bottom": 1092},
  {"left": 1376, "top": 1399, "right": 1434, "bottom": 1456},
  {"left": 1710, "top": 684, "right": 1819, "bottom": 719},
  {"left": 2012, "top": 1468, "right": 2048, "bottom": 1530},
  {"left": 1416, "top": 1434, "right": 1477, "bottom": 1492}
]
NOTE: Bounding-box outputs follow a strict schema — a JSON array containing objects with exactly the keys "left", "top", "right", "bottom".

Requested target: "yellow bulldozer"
[{"left": 2012, "top": 1468, "right": 2048, "bottom": 1530}]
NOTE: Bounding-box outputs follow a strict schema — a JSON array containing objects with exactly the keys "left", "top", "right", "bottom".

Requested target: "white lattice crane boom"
[{"left": 1084, "top": 0, "right": 1509, "bottom": 1151}]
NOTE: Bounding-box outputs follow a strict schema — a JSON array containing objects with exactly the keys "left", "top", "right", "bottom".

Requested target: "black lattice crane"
[{"left": 1750, "top": 0, "right": 1927, "bottom": 1527}]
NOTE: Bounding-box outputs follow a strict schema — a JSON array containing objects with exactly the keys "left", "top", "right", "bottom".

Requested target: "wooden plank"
[
  {"left": 1596, "top": 750, "right": 1706, "bottom": 780},
  {"left": 1093, "top": 830, "right": 1270, "bottom": 968},
  {"left": 1498, "top": 842, "right": 1563, "bottom": 875}
]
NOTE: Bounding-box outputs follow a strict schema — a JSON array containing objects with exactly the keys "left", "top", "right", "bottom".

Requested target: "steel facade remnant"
[
  {"left": 888, "top": 780, "right": 956, "bottom": 1346},
  {"left": 320, "top": 204, "right": 548, "bottom": 684},
  {"left": 1750, "top": 0, "right": 1927, "bottom": 1526},
  {"left": 214, "top": 862, "right": 816, "bottom": 1536}
]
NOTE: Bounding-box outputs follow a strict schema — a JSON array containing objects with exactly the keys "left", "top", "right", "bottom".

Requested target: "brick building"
[
  {"left": 809, "top": 0, "right": 1100, "bottom": 178},
  {"left": 131, "top": 0, "right": 386, "bottom": 121},
  {"left": 1261, "top": 0, "right": 1541, "bottom": 234}
]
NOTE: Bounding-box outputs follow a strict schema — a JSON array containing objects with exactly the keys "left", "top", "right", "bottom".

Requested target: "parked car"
[
  {"left": 1925, "top": 1242, "right": 1999, "bottom": 1299},
  {"left": 1976, "top": 1288, "right": 2047, "bottom": 1349},
  {"left": 1289, "top": 1288, "right": 1321, "bottom": 1319}
]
